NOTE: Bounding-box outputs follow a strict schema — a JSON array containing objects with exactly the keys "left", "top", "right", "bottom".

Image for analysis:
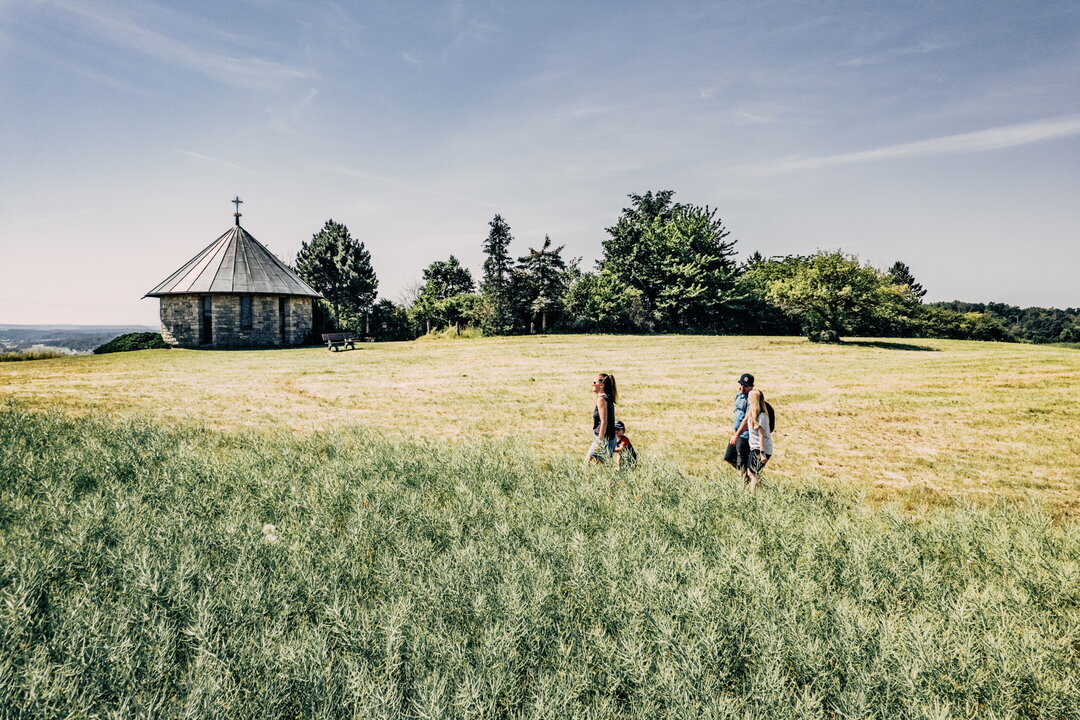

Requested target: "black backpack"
[{"left": 765, "top": 401, "right": 777, "bottom": 432}]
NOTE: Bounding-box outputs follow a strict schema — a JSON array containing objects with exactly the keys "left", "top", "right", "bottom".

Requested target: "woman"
[
  {"left": 585, "top": 373, "right": 617, "bottom": 465},
  {"left": 745, "top": 388, "right": 773, "bottom": 492}
]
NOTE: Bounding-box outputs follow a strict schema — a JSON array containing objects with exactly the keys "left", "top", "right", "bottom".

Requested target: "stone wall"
[
  {"left": 159, "top": 295, "right": 313, "bottom": 348},
  {"left": 158, "top": 295, "right": 200, "bottom": 347}
]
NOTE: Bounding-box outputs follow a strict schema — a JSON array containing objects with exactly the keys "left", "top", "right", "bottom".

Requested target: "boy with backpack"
[{"left": 613, "top": 420, "right": 637, "bottom": 469}]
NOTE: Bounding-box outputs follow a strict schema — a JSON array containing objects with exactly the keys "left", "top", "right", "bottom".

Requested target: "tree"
[
  {"left": 481, "top": 215, "right": 514, "bottom": 296},
  {"left": 369, "top": 299, "right": 413, "bottom": 341},
  {"left": 600, "top": 190, "right": 679, "bottom": 310},
  {"left": 295, "top": 220, "right": 378, "bottom": 331},
  {"left": 729, "top": 254, "right": 806, "bottom": 335},
  {"left": 411, "top": 256, "right": 476, "bottom": 333},
  {"left": 886, "top": 261, "right": 927, "bottom": 304},
  {"left": 562, "top": 270, "right": 647, "bottom": 333},
  {"left": 765, "top": 251, "right": 905, "bottom": 342},
  {"left": 601, "top": 191, "right": 740, "bottom": 330},
  {"left": 516, "top": 235, "right": 567, "bottom": 333},
  {"left": 479, "top": 214, "right": 516, "bottom": 335}
]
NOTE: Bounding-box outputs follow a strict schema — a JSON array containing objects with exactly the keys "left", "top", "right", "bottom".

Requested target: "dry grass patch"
[{"left": 2, "top": 335, "right": 1078, "bottom": 510}]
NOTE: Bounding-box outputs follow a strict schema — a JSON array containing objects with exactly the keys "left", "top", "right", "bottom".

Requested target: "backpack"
[{"left": 765, "top": 401, "right": 777, "bottom": 432}]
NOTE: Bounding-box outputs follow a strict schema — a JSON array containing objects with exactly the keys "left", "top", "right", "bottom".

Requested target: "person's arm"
[
  {"left": 729, "top": 415, "right": 748, "bottom": 445},
  {"left": 596, "top": 396, "right": 608, "bottom": 440}
]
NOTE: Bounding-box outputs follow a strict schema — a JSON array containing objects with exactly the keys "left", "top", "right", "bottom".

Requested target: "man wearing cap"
[{"left": 724, "top": 373, "right": 755, "bottom": 473}]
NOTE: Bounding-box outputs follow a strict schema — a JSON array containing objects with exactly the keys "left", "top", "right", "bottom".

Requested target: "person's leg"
[
  {"left": 584, "top": 436, "right": 613, "bottom": 465},
  {"left": 748, "top": 450, "right": 770, "bottom": 492},
  {"left": 736, "top": 436, "right": 752, "bottom": 472}
]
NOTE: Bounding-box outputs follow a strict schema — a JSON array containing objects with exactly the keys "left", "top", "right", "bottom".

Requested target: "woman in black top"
[{"left": 584, "top": 372, "right": 617, "bottom": 465}]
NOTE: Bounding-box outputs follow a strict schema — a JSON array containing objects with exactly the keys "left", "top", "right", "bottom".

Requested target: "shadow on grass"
[{"left": 841, "top": 340, "right": 939, "bottom": 352}]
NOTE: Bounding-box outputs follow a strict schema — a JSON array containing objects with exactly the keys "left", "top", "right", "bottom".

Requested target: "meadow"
[
  {"left": 1, "top": 334, "right": 1078, "bottom": 509},
  {"left": 1, "top": 408, "right": 1077, "bottom": 719},
  {"left": 2, "top": 336, "right": 1079, "bottom": 717}
]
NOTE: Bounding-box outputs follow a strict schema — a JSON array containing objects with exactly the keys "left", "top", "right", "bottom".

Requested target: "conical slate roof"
[{"left": 145, "top": 223, "right": 320, "bottom": 298}]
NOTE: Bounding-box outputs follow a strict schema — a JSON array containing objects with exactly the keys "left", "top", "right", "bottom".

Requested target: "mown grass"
[
  {"left": 1, "top": 408, "right": 1077, "bottom": 718},
  {"left": 2, "top": 335, "right": 1079, "bottom": 510}
]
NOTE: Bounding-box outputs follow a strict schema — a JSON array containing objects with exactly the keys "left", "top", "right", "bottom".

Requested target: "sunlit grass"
[
  {"left": 1, "top": 335, "right": 1078, "bottom": 510},
  {"left": 0, "top": 348, "right": 66, "bottom": 362},
  {"left": 1, "top": 408, "right": 1077, "bottom": 718}
]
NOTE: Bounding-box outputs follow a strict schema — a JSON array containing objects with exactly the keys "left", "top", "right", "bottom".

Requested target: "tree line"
[{"left": 293, "top": 190, "right": 1080, "bottom": 344}]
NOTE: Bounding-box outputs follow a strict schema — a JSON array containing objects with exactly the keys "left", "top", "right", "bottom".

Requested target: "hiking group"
[{"left": 585, "top": 371, "right": 774, "bottom": 490}]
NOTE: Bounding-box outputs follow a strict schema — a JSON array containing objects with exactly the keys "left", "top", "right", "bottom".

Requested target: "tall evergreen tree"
[
  {"left": 481, "top": 215, "right": 514, "bottom": 295},
  {"left": 480, "top": 214, "right": 516, "bottom": 334},
  {"left": 887, "top": 261, "right": 927, "bottom": 303},
  {"left": 517, "top": 235, "right": 567, "bottom": 333},
  {"left": 295, "top": 220, "right": 378, "bottom": 330}
]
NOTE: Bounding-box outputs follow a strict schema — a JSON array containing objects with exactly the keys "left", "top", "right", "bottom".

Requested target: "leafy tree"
[
  {"left": 600, "top": 190, "right": 679, "bottom": 310},
  {"left": 562, "top": 271, "right": 647, "bottom": 333},
  {"left": 411, "top": 256, "right": 476, "bottom": 333},
  {"left": 929, "top": 301, "right": 1079, "bottom": 343},
  {"left": 479, "top": 214, "right": 516, "bottom": 335},
  {"left": 601, "top": 191, "right": 740, "bottom": 330},
  {"left": 295, "top": 220, "right": 378, "bottom": 330},
  {"left": 369, "top": 299, "right": 413, "bottom": 341},
  {"left": 729, "top": 254, "right": 806, "bottom": 335},
  {"left": 516, "top": 235, "right": 567, "bottom": 333},
  {"left": 766, "top": 251, "right": 905, "bottom": 342},
  {"left": 422, "top": 255, "right": 475, "bottom": 298},
  {"left": 886, "top": 261, "right": 927, "bottom": 304}
]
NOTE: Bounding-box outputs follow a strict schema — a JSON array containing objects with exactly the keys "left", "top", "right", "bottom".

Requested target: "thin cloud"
[
  {"left": 177, "top": 150, "right": 255, "bottom": 174},
  {"left": 838, "top": 40, "right": 952, "bottom": 68},
  {"left": 756, "top": 115, "right": 1080, "bottom": 175},
  {"left": 41, "top": 0, "right": 312, "bottom": 89},
  {"left": 0, "top": 209, "right": 96, "bottom": 231}
]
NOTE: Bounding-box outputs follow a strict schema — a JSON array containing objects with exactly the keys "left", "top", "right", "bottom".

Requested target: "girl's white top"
[{"left": 748, "top": 411, "right": 773, "bottom": 455}]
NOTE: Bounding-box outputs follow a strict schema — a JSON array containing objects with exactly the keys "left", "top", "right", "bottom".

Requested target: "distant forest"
[{"left": 293, "top": 190, "right": 1079, "bottom": 345}]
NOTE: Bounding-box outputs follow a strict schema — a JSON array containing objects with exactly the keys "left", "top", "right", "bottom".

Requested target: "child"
[
  {"left": 745, "top": 389, "right": 773, "bottom": 492},
  {"left": 613, "top": 420, "right": 637, "bottom": 469}
]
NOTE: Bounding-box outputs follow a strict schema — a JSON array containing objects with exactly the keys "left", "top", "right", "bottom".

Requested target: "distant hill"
[{"left": 0, "top": 324, "right": 157, "bottom": 354}]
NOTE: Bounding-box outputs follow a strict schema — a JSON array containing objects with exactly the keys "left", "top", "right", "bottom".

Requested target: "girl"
[
  {"left": 585, "top": 373, "right": 617, "bottom": 465},
  {"left": 745, "top": 388, "right": 773, "bottom": 492}
]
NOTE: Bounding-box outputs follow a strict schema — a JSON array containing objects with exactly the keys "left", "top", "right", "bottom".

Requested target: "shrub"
[{"left": 93, "top": 332, "right": 168, "bottom": 354}]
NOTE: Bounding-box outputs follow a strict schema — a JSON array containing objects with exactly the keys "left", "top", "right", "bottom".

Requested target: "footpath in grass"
[{"left": 1, "top": 408, "right": 1077, "bottom": 719}]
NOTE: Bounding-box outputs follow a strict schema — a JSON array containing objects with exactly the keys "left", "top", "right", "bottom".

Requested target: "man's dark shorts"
[{"left": 723, "top": 436, "right": 752, "bottom": 470}]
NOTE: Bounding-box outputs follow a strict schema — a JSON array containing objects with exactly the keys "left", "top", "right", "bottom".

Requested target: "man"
[{"left": 723, "top": 372, "right": 754, "bottom": 474}]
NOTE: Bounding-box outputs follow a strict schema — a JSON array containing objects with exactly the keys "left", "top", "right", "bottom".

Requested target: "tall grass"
[
  {"left": 0, "top": 348, "right": 65, "bottom": 362},
  {"left": 0, "top": 407, "right": 1077, "bottom": 719}
]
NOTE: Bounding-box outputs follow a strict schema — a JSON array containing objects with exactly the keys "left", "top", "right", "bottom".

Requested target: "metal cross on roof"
[{"left": 232, "top": 196, "right": 243, "bottom": 225}]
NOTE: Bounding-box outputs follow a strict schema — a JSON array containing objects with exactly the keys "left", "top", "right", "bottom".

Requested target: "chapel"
[{"left": 145, "top": 199, "right": 321, "bottom": 348}]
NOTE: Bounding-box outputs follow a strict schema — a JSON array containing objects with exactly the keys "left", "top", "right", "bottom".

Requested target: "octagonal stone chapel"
[{"left": 145, "top": 199, "right": 321, "bottom": 348}]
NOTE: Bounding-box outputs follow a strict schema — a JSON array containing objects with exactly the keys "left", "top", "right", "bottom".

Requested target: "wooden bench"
[{"left": 321, "top": 332, "right": 357, "bottom": 351}]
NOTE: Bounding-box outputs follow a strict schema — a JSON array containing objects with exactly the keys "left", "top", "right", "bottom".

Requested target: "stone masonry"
[{"left": 159, "top": 294, "right": 313, "bottom": 348}]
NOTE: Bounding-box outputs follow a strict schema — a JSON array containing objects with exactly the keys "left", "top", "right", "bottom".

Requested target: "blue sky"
[{"left": 2, "top": 0, "right": 1078, "bottom": 325}]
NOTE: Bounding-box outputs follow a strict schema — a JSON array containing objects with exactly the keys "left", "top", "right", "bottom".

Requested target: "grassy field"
[
  {"left": 1, "top": 408, "right": 1077, "bottom": 718},
  {"left": 2, "top": 335, "right": 1078, "bottom": 510}
]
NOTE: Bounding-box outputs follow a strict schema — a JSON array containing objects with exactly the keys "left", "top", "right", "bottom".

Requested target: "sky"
[{"left": 1, "top": 0, "right": 1078, "bottom": 325}]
